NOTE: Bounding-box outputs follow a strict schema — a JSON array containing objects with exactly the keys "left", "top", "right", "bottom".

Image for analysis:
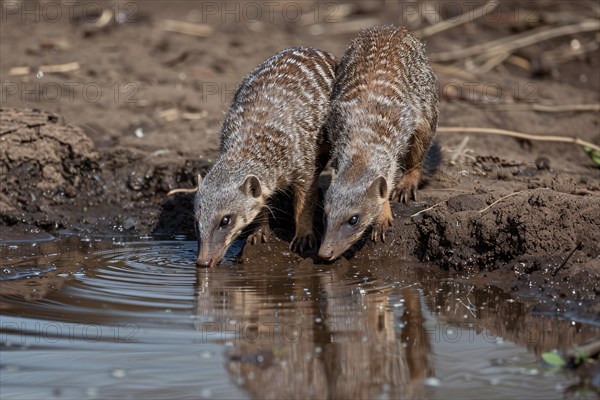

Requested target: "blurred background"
[{"left": 2, "top": 0, "right": 598, "bottom": 156}]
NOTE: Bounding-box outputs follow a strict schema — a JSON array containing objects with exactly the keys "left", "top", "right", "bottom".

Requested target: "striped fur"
[
  {"left": 195, "top": 47, "right": 336, "bottom": 267},
  {"left": 319, "top": 25, "right": 439, "bottom": 261}
]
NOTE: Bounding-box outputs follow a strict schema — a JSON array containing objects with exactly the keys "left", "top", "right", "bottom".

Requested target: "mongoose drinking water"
[
  {"left": 195, "top": 47, "right": 336, "bottom": 267},
  {"left": 318, "top": 25, "right": 438, "bottom": 261}
]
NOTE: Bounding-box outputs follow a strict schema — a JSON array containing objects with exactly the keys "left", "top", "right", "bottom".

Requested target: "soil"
[{"left": 1, "top": 2, "right": 599, "bottom": 300}]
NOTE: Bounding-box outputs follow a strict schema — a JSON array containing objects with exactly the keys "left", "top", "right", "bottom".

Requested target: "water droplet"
[
  {"left": 36, "top": 70, "right": 44, "bottom": 78},
  {"left": 134, "top": 128, "right": 144, "bottom": 138},
  {"left": 424, "top": 377, "right": 440, "bottom": 387},
  {"left": 111, "top": 368, "right": 126, "bottom": 378},
  {"left": 570, "top": 39, "right": 581, "bottom": 50}
]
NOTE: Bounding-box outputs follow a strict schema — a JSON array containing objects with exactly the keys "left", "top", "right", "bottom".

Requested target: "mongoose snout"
[{"left": 318, "top": 25, "right": 439, "bottom": 260}]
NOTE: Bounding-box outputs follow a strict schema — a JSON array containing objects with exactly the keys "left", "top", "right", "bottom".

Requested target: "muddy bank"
[
  {"left": 0, "top": 107, "right": 207, "bottom": 234},
  {"left": 1, "top": 107, "right": 599, "bottom": 302}
]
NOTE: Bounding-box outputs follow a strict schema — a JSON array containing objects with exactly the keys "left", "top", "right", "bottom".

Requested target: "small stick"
[
  {"left": 437, "top": 126, "right": 600, "bottom": 152},
  {"left": 478, "top": 189, "right": 539, "bottom": 214},
  {"left": 94, "top": 9, "right": 113, "bottom": 28},
  {"left": 9, "top": 62, "right": 80, "bottom": 76},
  {"left": 39, "top": 62, "right": 80, "bottom": 74},
  {"left": 8, "top": 66, "right": 30, "bottom": 76},
  {"left": 506, "top": 55, "right": 531, "bottom": 71},
  {"left": 430, "top": 20, "right": 600, "bottom": 62},
  {"left": 470, "top": 52, "right": 511, "bottom": 74},
  {"left": 411, "top": 199, "right": 448, "bottom": 218},
  {"left": 431, "top": 63, "right": 477, "bottom": 80},
  {"left": 450, "top": 136, "right": 470, "bottom": 164},
  {"left": 564, "top": 340, "right": 600, "bottom": 366},
  {"left": 487, "top": 103, "right": 600, "bottom": 113},
  {"left": 162, "top": 19, "right": 214, "bottom": 37},
  {"left": 167, "top": 187, "right": 198, "bottom": 196},
  {"left": 552, "top": 242, "right": 583, "bottom": 277},
  {"left": 415, "top": 1, "right": 499, "bottom": 38}
]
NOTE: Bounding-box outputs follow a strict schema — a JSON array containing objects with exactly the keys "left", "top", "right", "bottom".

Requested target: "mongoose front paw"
[
  {"left": 371, "top": 202, "right": 394, "bottom": 242},
  {"left": 247, "top": 228, "right": 269, "bottom": 245},
  {"left": 392, "top": 172, "right": 420, "bottom": 204},
  {"left": 290, "top": 233, "right": 316, "bottom": 254},
  {"left": 393, "top": 185, "right": 417, "bottom": 204},
  {"left": 371, "top": 220, "right": 393, "bottom": 242}
]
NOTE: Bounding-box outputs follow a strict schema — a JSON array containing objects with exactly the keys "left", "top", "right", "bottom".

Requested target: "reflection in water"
[
  {"left": 197, "top": 273, "right": 428, "bottom": 399},
  {"left": 0, "top": 238, "right": 598, "bottom": 399}
]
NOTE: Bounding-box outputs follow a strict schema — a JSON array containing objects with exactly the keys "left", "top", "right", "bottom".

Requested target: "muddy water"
[{"left": 1, "top": 237, "right": 598, "bottom": 399}]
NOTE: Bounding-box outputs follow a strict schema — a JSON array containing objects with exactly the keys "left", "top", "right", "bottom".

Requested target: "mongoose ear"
[
  {"left": 368, "top": 176, "right": 388, "bottom": 200},
  {"left": 240, "top": 175, "right": 262, "bottom": 198}
]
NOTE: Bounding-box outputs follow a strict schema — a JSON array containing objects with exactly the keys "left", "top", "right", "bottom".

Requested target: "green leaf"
[
  {"left": 573, "top": 350, "right": 590, "bottom": 366},
  {"left": 583, "top": 147, "right": 600, "bottom": 166},
  {"left": 542, "top": 352, "right": 567, "bottom": 368}
]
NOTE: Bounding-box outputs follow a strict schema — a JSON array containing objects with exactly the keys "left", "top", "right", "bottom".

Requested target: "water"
[{"left": 1, "top": 237, "right": 598, "bottom": 399}]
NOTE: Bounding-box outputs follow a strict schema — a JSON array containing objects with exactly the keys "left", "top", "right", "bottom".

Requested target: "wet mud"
[{"left": 1, "top": 238, "right": 599, "bottom": 399}]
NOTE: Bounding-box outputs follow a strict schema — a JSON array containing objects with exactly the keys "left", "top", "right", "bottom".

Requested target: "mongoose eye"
[
  {"left": 348, "top": 215, "right": 359, "bottom": 226},
  {"left": 219, "top": 215, "right": 232, "bottom": 228}
]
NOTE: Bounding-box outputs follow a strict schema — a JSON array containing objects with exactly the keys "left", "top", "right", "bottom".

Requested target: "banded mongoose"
[
  {"left": 318, "top": 25, "right": 439, "bottom": 261},
  {"left": 195, "top": 47, "right": 336, "bottom": 267}
]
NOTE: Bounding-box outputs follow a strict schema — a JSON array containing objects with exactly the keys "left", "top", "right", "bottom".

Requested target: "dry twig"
[
  {"left": 430, "top": 20, "right": 600, "bottom": 63},
  {"left": 478, "top": 189, "right": 549, "bottom": 214},
  {"left": 449, "top": 136, "right": 470, "bottom": 164},
  {"left": 432, "top": 63, "right": 477, "bottom": 80},
  {"left": 437, "top": 126, "right": 600, "bottom": 152},
  {"left": 162, "top": 19, "right": 214, "bottom": 37},
  {"left": 167, "top": 187, "right": 198, "bottom": 196},
  {"left": 40, "top": 62, "right": 81, "bottom": 74},
  {"left": 488, "top": 103, "right": 600, "bottom": 113},
  {"left": 415, "top": 1, "right": 499, "bottom": 38},
  {"left": 411, "top": 199, "right": 448, "bottom": 218},
  {"left": 9, "top": 62, "right": 80, "bottom": 76}
]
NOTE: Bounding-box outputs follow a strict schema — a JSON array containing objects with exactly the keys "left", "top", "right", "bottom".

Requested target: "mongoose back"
[
  {"left": 318, "top": 25, "right": 438, "bottom": 261},
  {"left": 195, "top": 47, "right": 336, "bottom": 267}
]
